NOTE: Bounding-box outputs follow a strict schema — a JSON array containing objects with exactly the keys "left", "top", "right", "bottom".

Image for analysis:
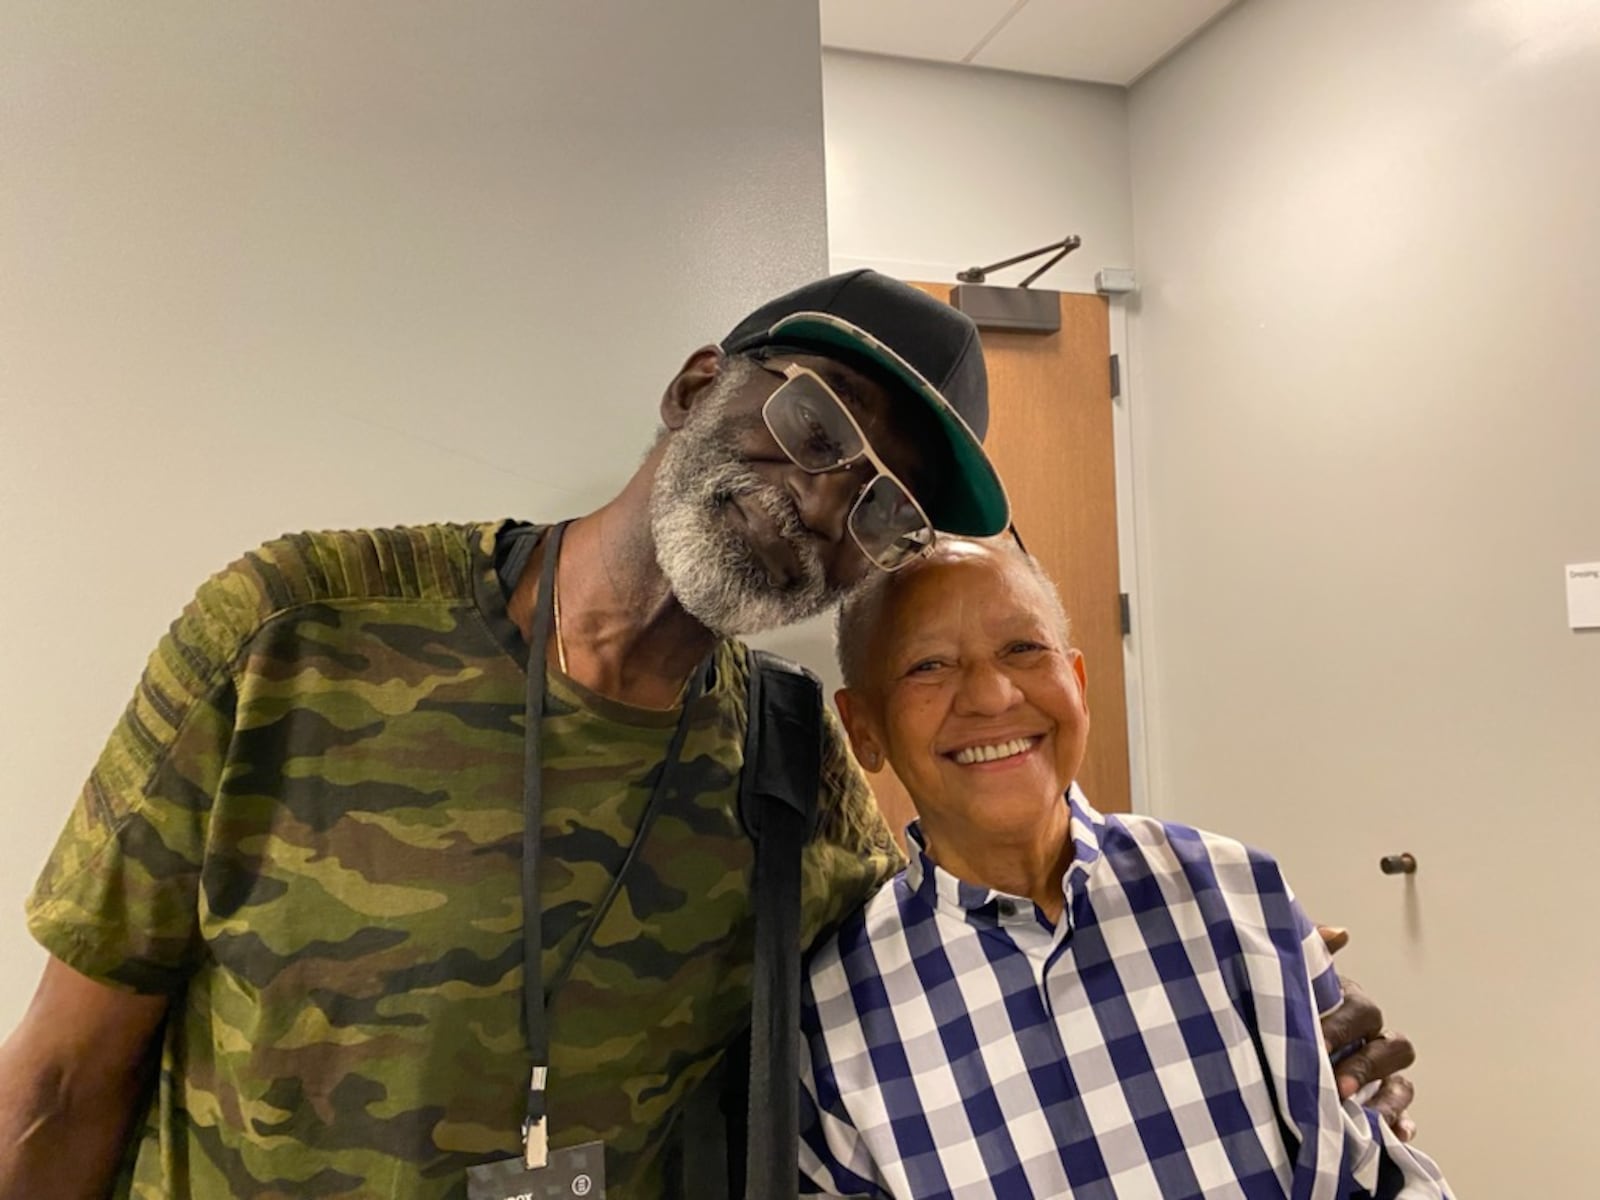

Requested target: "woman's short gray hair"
[{"left": 833, "top": 536, "right": 1071, "bottom": 690}]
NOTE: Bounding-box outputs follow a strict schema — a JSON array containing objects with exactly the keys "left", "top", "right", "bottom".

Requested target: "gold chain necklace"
[{"left": 551, "top": 555, "right": 570, "bottom": 676}]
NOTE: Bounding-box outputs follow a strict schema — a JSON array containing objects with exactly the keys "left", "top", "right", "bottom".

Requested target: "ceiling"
[{"left": 819, "top": 0, "right": 1238, "bottom": 86}]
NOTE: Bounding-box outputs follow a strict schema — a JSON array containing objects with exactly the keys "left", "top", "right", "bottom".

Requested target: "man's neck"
[
  {"left": 920, "top": 799, "right": 1076, "bottom": 923},
  {"left": 506, "top": 473, "right": 718, "bottom": 710}
]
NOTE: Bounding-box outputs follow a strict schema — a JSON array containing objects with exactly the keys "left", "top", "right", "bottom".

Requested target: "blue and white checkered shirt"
[{"left": 799, "top": 790, "right": 1450, "bottom": 1199}]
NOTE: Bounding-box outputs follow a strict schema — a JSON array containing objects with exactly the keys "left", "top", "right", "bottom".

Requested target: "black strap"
[
  {"left": 521, "top": 521, "right": 563, "bottom": 1087},
  {"left": 740, "top": 650, "right": 823, "bottom": 1200},
  {"left": 520, "top": 519, "right": 710, "bottom": 1166},
  {"left": 737, "top": 651, "right": 823, "bottom": 844}
]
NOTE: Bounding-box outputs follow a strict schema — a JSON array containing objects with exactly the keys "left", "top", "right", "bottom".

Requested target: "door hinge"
[
  {"left": 1109, "top": 353, "right": 1121, "bottom": 399},
  {"left": 1119, "top": 592, "right": 1131, "bottom": 637}
]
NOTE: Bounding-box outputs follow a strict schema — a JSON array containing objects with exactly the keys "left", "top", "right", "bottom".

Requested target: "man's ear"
[
  {"left": 834, "top": 687, "right": 886, "bottom": 774},
  {"left": 660, "top": 345, "right": 725, "bottom": 431},
  {"left": 1068, "top": 647, "right": 1089, "bottom": 717}
]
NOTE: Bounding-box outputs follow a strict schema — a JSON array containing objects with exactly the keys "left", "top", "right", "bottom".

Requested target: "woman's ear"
[
  {"left": 660, "top": 345, "right": 724, "bottom": 431},
  {"left": 835, "top": 687, "right": 885, "bottom": 773}
]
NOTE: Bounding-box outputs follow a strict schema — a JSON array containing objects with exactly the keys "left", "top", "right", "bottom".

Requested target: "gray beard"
[{"left": 650, "top": 363, "right": 853, "bottom": 636}]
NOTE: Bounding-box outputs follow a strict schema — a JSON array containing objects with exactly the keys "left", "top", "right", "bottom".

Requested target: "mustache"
[
  {"left": 726, "top": 478, "right": 807, "bottom": 544},
  {"left": 701, "top": 465, "right": 828, "bottom": 595}
]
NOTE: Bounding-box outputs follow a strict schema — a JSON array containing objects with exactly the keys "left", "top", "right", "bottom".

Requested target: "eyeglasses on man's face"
[{"left": 753, "top": 360, "right": 935, "bottom": 573}]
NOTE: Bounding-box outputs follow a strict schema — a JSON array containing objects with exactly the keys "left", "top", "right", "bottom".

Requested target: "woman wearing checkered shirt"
[{"left": 800, "top": 536, "right": 1450, "bottom": 1200}]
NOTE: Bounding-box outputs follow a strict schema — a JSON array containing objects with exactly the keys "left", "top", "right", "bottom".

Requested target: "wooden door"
[{"left": 865, "top": 287, "right": 1131, "bottom": 841}]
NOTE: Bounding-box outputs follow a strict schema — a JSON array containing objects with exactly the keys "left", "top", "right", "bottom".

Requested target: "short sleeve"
[
  {"left": 797, "top": 704, "right": 904, "bottom": 954},
  {"left": 1249, "top": 863, "right": 1451, "bottom": 1198},
  {"left": 1287, "top": 886, "right": 1344, "bottom": 1018},
  {"left": 25, "top": 556, "right": 266, "bottom": 992}
]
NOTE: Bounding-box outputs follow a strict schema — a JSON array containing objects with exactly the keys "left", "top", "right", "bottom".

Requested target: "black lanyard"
[{"left": 519, "top": 519, "right": 710, "bottom": 1167}]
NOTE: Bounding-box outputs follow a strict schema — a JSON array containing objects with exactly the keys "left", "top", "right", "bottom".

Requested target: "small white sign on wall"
[{"left": 1568, "top": 563, "right": 1600, "bottom": 630}]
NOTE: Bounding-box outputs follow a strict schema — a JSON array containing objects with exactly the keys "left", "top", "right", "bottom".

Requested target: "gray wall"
[
  {"left": 821, "top": 7, "right": 1600, "bottom": 1186},
  {"left": 817, "top": 50, "right": 1150, "bottom": 799},
  {"left": 1127, "top": 0, "right": 1600, "bottom": 1189},
  {"left": 0, "top": 0, "right": 829, "bottom": 1029}
]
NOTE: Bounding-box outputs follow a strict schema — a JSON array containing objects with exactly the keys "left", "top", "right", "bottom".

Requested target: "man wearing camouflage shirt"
[{"left": 0, "top": 272, "right": 1416, "bottom": 1199}]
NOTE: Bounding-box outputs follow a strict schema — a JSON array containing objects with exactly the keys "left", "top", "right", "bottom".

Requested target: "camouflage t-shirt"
[{"left": 26, "top": 521, "right": 901, "bottom": 1200}]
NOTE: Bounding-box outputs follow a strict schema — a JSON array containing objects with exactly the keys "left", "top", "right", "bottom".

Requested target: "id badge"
[{"left": 465, "top": 1141, "right": 605, "bottom": 1200}]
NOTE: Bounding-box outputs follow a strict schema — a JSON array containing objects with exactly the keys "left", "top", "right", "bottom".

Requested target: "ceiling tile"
[
  {"left": 821, "top": 0, "right": 1021, "bottom": 65},
  {"left": 972, "top": 0, "right": 1236, "bottom": 84}
]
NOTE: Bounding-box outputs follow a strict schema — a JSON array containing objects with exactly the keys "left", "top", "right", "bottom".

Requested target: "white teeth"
[{"left": 952, "top": 738, "right": 1035, "bottom": 765}]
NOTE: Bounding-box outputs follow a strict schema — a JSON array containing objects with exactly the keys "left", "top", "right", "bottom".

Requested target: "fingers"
[
  {"left": 1317, "top": 924, "right": 1350, "bottom": 955},
  {"left": 1320, "top": 975, "right": 1382, "bottom": 1053},
  {"left": 1318, "top": 967, "right": 1421, "bottom": 1139},
  {"left": 1367, "top": 1073, "right": 1417, "bottom": 1140},
  {"left": 1334, "top": 1031, "right": 1417, "bottom": 1100}
]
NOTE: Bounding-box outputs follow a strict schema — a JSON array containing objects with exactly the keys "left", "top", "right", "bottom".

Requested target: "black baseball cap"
[{"left": 720, "top": 269, "right": 1010, "bottom": 538}]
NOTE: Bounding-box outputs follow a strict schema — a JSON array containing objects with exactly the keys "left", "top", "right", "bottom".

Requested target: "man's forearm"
[
  {"left": 0, "top": 959, "right": 170, "bottom": 1199},
  {"left": 0, "top": 1052, "right": 142, "bottom": 1200}
]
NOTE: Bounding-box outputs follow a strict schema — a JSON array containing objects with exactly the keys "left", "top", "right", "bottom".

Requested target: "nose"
[
  {"left": 953, "top": 659, "right": 1024, "bottom": 718},
  {"left": 786, "top": 461, "right": 873, "bottom": 545}
]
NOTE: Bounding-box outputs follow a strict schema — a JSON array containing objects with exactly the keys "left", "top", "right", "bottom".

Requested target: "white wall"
[
  {"left": 823, "top": 50, "right": 1132, "bottom": 288},
  {"left": 1128, "top": 0, "right": 1600, "bottom": 1191},
  {"left": 0, "top": 0, "right": 829, "bottom": 1030}
]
